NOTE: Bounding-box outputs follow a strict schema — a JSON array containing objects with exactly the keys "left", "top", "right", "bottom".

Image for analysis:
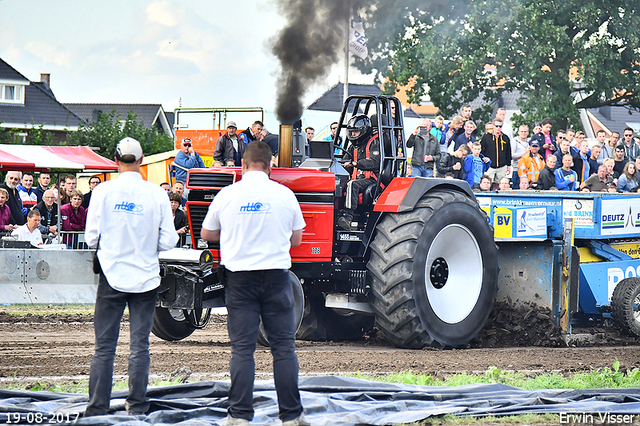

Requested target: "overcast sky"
[{"left": 1, "top": 0, "right": 373, "bottom": 119}]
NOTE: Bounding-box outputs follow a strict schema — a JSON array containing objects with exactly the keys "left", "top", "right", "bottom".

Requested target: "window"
[{"left": 0, "top": 83, "right": 25, "bottom": 104}]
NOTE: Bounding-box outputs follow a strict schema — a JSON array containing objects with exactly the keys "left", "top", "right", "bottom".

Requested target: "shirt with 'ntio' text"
[{"left": 202, "top": 170, "right": 305, "bottom": 272}]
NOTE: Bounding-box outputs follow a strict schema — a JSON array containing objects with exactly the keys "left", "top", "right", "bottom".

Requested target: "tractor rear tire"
[
  {"left": 295, "top": 293, "right": 375, "bottom": 341},
  {"left": 256, "top": 271, "right": 305, "bottom": 346},
  {"left": 368, "top": 190, "right": 498, "bottom": 348},
  {"left": 611, "top": 277, "right": 640, "bottom": 337},
  {"left": 152, "top": 307, "right": 204, "bottom": 341}
]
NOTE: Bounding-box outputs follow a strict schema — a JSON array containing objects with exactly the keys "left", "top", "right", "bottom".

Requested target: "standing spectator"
[
  {"left": 613, "top": 146, "right": 626, "bottom": 178},
  {"left": 555, "top": 154, "right": 578, "bottom": 191},
  {"left": 11, "top": 209, "right": 43, "bottom": 246},
  {"left": 33, "top": 172, "right": 51, "bottom": 203},
  {"left": 174, "top": 137, "right": 205, "bottom": 185},
  {"left": 554, "top": 139, "right": 574, "bottom": 170},
  {"left": 530, "top": 118, "right": 556, "bottom": 160},
  {"left": 61, "top": 189, "right": 86, "bottom": 248},
  {"left": 33, "top": 189, "right": 58, "bottom": 237},
  {"left": 452, "top": 120, "right": 477, "bottom": 150},
  {"left": 82, "top": 176, "right": 102, "bottom": 210},
  {"left": 260, "top": 128, "right": 280, "bottom": 157},
  {"left": 511, "top": 125, "right": 531, "bottom": 189},
  {"left": 604, "top": 158, "right": 618, "bottom": 186},
  {"left": 484, "top": 122, "right": 494, "bottom": 136},
  {"left": 581, "top": 165, "right": 610, "bottom": 192},
  {"left": 495, "top": 108, "right": 512, "bottom": 140},
  {"left": 572, "top": 138, "right": 591, "bottom": 185},
  {"left": 305, "top": 127, "right": 315, "bottom": 142},
  {"left": 460, "top": 104, "right": 477, "bottom": 138},
  {"left": 531, "top": 122, "right": 542, "bottom": 136},
  {"left": 437, "top": 144, "right": 469, "bottom": 180},
  {"left": 172, "top": 181, "right": 187, "bottom": 208},
  {"left": 160, "top": 182, "right": 171, "bottom": 194},
  {"left": 517, "top": 140, "right": 544, "bottom": 185},
  {"left": 0, "top": 188, "right": 15, "bottom": 233},
  {"left": 84, "top": 137, "right": 177, "bottom": 417},
  {"left": 566, "top": 129, "right": 576, "bottom": 147},
  {"left": 200, "top": 141, "right": 308, "bottom": 426},
  {"left": 169, "top": 192, "right": 187, "bottom": 236},
  {"left": 441, "top": 116, "right": 464, "bottom": 152},
  {"left": 617, "top": 162, "right": 639, "bottom": 193},
  {"left": 595, "top": 130, "right": 608, "bottom": 164},
  {"left": 239, "top": 120, "right": 264, "bottom": 145},
  {"left": 538, "top": 155, "right": 558, "bottom": 190},
  {"left": 620, "top": 127, "right": 640, "bottom": 162},
  {"left": 17, "top": 172, "right": 38, "bottom": 211},
  {"left": 464, "top": 142, "right": 491, "bottom": 189},
  {"left": 602, "top": 133, "right": 618, "bottom": 161},
  {"left": 324, "top": 122, "right": 342, "bottom": 157},
  {"left": 480, "top": 118, "right": 511, "bottom": 188},
  {"left": 60, "top": 175, "right": 77, "bottom": 205},
  {"left": 0, "top": 171, "right": 25, "bottom": 226},
  {"left": 430, "top": 115, "right": 445, "bottom": 143},
  {"left": 588, "top": 145, "right": 601, "bottom": 177},
  {"left": 214, "top": 122, "right": 245, "bottom": 167},
  {"left": 407, "top": 119, "right": 441, "bottom": 177}
]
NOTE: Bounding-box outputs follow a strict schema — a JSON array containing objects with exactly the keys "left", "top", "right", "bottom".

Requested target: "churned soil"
[{"left": 2, "top": 303, "right": 640, "bottom": 383}]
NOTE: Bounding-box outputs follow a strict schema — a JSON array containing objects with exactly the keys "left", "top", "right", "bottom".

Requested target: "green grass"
[
  {"left": 0, "top": 304, "right": 96, "bottom": 316},
  {"left": 355, "top": 359, "right": 640, "bottom": 390}
]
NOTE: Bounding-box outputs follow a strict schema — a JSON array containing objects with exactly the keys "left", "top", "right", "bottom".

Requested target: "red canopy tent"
[{"left": 0, "top": 145, "right": 117, "bottom": 172}]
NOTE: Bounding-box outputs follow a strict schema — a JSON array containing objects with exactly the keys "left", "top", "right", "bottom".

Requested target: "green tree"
[
  {"left": 361, "top": 0, "right": 640, "bottom": 130},
  {"left": 68, "top": 110, "right": 173, "bottom": 157}
]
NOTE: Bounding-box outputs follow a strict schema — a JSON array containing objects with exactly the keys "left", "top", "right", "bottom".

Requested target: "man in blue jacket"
[{"left": 174, "top": 137, "right": 205, "bottom": 184}]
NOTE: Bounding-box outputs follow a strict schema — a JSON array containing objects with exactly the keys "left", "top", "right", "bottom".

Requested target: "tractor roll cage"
[{"left": 334, "top": 95, "right": 408, "bottom": 198}]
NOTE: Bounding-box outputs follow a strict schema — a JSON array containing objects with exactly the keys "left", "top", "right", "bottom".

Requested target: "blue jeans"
[
  {"left": 86, "top": 273, "right": 158, "bottom": 416},
  {"left": 225, "top": 269, "right": 302, "bottom": 422},
  {"left": 411, "top": 164, "right": 434, "bottom": 177}
]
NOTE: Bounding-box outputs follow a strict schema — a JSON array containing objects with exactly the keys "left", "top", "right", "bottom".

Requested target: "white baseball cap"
[{"left": 116, "top": 137, "right": 143, "bottom": 162}]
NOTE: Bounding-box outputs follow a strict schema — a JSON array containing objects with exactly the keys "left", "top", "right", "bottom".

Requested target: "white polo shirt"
[
  {"left": 11, "top": 225, "right": 43, "bottom": 246},
  {"left": 85, "top": 172, "right": 178, "bottom": 293},
  {"left": 202, "top": 170, "right": 305, "bottom": 272}
]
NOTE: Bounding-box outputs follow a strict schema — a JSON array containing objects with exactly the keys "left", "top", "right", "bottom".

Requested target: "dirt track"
[{"left": 2, "top": 313, "right": 640, "bottom": 383}]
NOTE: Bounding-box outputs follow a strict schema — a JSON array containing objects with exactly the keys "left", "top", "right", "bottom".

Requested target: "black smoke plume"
[{"left": 271, "top": 0, "right": 353, "bottom": 124}]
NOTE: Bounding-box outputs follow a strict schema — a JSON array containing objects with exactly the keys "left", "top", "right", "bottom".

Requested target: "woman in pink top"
[{"left": 0, "top": 188, "right": 15, "bottom": 232}]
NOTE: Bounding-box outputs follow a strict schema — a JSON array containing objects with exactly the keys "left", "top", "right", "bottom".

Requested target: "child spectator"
[{"left": 464, "top": 142, "right": 491, "bottom": 189}]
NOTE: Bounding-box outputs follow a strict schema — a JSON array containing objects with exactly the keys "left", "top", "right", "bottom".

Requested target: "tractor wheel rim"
[
  {"left": 634, "top": 294, "right": 640, "bottom": 322},
  {"left": 424, "top": 224, "right": 483, "bottom": 324}
]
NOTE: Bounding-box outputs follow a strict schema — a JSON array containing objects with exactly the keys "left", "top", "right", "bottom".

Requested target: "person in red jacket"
[{"left": 61, "top": 189, "right": 86, "bottom": 248}]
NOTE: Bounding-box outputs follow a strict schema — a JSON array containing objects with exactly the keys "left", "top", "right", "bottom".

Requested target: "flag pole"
[{"left": 343, "top": 1, "right": 351, "bottom": 104}]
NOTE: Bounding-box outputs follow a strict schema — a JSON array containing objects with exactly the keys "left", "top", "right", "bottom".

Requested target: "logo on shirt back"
[
  {"left": 239, "top": 202, "right": 271, "bottom": 214},
  {"left": 113, "top": 201, "right": 144, "bottom": 215}
]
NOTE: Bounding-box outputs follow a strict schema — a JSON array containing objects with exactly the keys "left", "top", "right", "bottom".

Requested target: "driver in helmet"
[{"left": 338, "top": 114, "right": 381, "bottom": 231}]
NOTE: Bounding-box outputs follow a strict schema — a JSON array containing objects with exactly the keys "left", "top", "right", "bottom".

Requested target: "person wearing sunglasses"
[
  {"left": 174, "top": 137, "right": 205, "bottom": 184},
  {"left": 619, "top": 127, "right": 640, "bottom": 163},
  {"left": 480, "top": 117, "right": 511, "bottom": 189}
]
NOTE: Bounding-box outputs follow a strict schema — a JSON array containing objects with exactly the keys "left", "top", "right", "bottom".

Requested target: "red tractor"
[{"left": 152, "top": 95, "right": 498, "bottom": 348}]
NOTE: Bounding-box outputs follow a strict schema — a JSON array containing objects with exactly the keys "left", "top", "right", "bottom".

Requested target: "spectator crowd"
[{"left": 0, "top": 172, "right": 99, "bottom": 246}]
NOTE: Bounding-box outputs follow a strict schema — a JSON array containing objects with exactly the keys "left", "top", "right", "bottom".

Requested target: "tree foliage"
[
  {"left": 359, "top": 0, "right": 640, "bottom": 130},
  {"left": 67, "top": 110, "right": 173, "bottom": 157}
]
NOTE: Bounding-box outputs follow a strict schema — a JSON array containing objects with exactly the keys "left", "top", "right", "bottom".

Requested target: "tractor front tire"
[
  {"left": 368, "top": 190, "right": 498, "bottom": 348},
  {"left": 611, "top": 277, "right": 640, "bottom": 337},
  {"left": 152, "top": 307, "right": 204, "bottom": 341},
  {"left": 256, "top": 271, "right": 305, "bottom": 346}
]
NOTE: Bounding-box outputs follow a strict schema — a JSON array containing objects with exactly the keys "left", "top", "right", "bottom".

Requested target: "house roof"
[
  {"left": 0, "top": 60, "right": 84, "bottom": 131},
  {"left": 65, "top": 103, "right": 173, "bottom": 137},
  {"left": 307, "top": 83, "right": 383, "bottom": 112},
  {"left": 586, "top": 106, "right": 640, "bottom": 136},
  {"left": 307, "top": 82, "right": 421, "bottom": 118},
  {"left": 0, "top": 58, "right": 29, "bottom": 83}
]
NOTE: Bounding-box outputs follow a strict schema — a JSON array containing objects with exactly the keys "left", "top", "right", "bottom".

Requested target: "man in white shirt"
[
  {"left": 201, "top": 141, "right": 308, "bottom": 426},
  {"left": 11, "top": 209, "right": 43, "bottom": 246},
  {"left": 84, "top": 137, "right": 178, "bottom": 417}
]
